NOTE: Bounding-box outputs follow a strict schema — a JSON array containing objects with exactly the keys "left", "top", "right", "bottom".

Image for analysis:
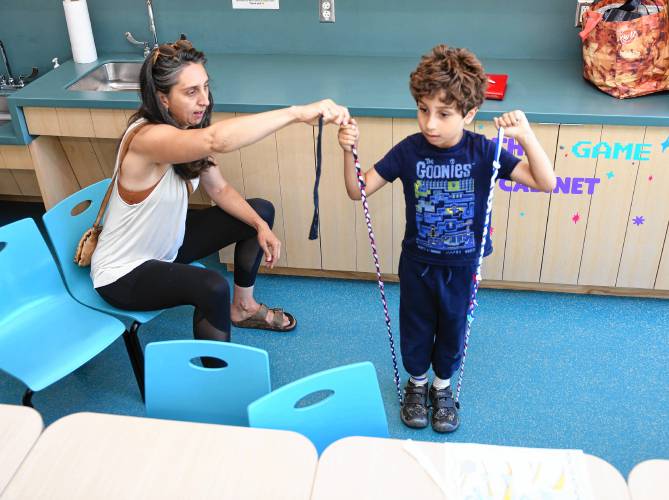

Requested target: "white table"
[
  {"left": 1, "top": 412, "right": 317, "bottom": 500},
  {"left": 310, "top": 436, "right": 631, "bottom": 500},
  {"left": 0, "top": 404, "right": 43, "bottom": 493},
  {"left": 627, "top": 459, "right": 669, "bottom": 500}
]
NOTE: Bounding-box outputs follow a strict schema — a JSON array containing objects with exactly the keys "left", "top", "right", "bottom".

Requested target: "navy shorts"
[{"left": 398, "top": 252, "right": 476, "bottom": 379}]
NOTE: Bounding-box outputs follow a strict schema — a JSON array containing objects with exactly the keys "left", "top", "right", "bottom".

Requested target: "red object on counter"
[{"left": 485, "top": 74, "right": 508, "bottom": 100}]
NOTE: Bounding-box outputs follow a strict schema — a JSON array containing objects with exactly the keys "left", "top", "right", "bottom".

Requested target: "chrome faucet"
[
  {"left": 125, "top": 0, "right": 159, "bottom": 58},
  {"left": 0, "top": 40, "right": 15, "bottom": 87},
  {"left": 0, "top": 40, "right": 38, "bottom": 89},
  {"left": 146, "top": 0, "right": 158, "bottom": 49}
]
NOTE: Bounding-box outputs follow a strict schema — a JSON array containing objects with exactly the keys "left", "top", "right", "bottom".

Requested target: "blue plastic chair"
[
  {"left": 0, "top": 218, "right": 126, "bottom": 406},
  {"left": 145, "top": 340, "right": 271, "bottom": 426},
  {"left": 247, "top": 362, "right": 389, "bottom": 454},
  {"left": 42, "top": 179, "right": 203, "bottom": 400}
]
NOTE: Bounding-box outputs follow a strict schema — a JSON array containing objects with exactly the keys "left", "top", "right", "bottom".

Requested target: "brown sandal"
[{"left": 231, "top": 303, "right": 297, "bottom": 332}]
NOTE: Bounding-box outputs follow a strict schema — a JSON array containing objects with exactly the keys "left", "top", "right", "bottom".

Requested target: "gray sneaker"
[
  {"left": 400, "top": 380, "right": 429, "bottom": 429},
  {"left": 429, "top": 385, "right": 459, "bottom": 433}
]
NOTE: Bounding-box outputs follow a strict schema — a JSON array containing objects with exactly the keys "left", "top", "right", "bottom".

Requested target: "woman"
[{"left": 91, "top": 38, "right": 350, "bottom": 342}]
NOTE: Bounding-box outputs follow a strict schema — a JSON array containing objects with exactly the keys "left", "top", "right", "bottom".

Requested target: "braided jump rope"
[
  {"left": 454, "top": 125, "right": 505, "bottom": 404},
  {"left": 351, "top": 144, "right": 403, "bottom": 405},
  {"left": 309, "top": 117, "right": 505, "bottom": 407}
]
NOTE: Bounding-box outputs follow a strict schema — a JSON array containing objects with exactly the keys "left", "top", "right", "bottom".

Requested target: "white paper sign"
[
  {"left": 232, "top": 0, "right": 279, "bottom": 9},
  {"left": 404, "top": 441, "right": 596, "bottom": 500}
]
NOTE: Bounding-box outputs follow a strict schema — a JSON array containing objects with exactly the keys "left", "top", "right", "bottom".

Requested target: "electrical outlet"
[
  {"left": 319, "top": 0, "right": 335, "bottom": 23},
  {"left": 575, "top": 0, "right": 595, "bottom": 27}
]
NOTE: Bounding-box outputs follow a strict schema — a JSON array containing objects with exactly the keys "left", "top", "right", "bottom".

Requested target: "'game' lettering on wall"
[
  {"left": 571, "top": 141, "right": 651, "bottom": 161},
  {"left": 493, "top": 137, "right": 656, "bottom": 161}
]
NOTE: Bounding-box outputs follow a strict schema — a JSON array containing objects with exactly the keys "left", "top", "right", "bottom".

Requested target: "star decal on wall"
[
  {"left": 661, "top": 136, "right": 669, "bottom": 152},
  {"left": 606, "top": 171, "right": 615, "bottom": 179},
  {"left": 648, "top": 175, "right": 654, "bottom": 182},
  {"left": 572, "top": 213, "right": 581, "bottom": 224},
  {"left": 632, "top": 215, "right": 645, "bottom": 226}
]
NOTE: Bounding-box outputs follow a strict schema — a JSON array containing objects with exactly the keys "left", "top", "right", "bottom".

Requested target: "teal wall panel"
[{"left": 1, "top": 0, "right": 580, "bottom": 81}]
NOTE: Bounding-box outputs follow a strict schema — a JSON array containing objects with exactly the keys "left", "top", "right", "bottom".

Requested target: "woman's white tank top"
[{"left": 91, "top": 119, "right": 199, "bottom": 288}]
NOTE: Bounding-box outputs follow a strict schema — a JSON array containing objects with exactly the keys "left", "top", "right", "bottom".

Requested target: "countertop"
[{"left": 3, "top": 52, "right": 669, "bottom": 145}]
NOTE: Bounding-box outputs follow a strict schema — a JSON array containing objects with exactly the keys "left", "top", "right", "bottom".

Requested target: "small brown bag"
[
  {"left": 73, "top": 169, "right": 120, "bottom": 267},
  {"left": 73, "top": 122, "right": 145, "bottom": 267},
  {"left": 74, "top": 226, "right": 103, "bottom": 267}
]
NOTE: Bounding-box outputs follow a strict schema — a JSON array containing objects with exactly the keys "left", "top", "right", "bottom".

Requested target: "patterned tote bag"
[{"left": 579, "top": 0, "right": 669, "bottom": 98}]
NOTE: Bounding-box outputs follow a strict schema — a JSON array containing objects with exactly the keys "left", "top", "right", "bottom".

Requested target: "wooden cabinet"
[
  {"left": 23, "top": 107, "right": 134, "bottom": 138},
  {"left": 17, "top": 106, "right": 669, "bottom": 296},
  {"left": 0, "top": 144, "right": 40, "bottom": 199}
]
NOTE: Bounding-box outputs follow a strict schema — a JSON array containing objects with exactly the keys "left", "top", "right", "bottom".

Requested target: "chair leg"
[
  {"left": 22, "top": 389, "right": 34, "bottom": 408},
  {"left": 122, "top": 321, "right": 145, "bottom": 402}
]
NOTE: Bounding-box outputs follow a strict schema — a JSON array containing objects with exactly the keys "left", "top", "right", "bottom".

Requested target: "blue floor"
[{"left": 1, "top": 203, "right": 668, "bottom": 477}]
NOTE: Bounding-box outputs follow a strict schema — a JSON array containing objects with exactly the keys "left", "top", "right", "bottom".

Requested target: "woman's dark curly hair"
[
  {"left": 128, "top": 38, "right": 214, "bottom": 180},
  {"left": 409, "top": 44, "right": 488, "bottom": 117}
]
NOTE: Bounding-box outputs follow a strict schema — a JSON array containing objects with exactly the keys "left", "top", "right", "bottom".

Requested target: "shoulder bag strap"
[{"left": 92, "top": 120, "right": 147, "bottom": 228}]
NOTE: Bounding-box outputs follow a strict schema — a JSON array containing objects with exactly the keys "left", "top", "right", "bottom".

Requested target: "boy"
[{"left": 338, "top": 44, "right": 555, "bottom": 432}]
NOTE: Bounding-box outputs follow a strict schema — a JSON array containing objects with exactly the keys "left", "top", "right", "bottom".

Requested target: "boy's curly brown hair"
[{"left": 410, "top": 44, "right": 488, "bottom": 117}]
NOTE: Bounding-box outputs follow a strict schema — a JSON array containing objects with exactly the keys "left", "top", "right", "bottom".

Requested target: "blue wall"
[{"left": 1, "top": 0, "right": 581, "bottom": 80}]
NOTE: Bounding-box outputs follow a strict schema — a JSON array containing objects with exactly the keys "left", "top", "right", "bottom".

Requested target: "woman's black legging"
[{"left": 96, "top": 199, "right": 275, "bottom": 343}]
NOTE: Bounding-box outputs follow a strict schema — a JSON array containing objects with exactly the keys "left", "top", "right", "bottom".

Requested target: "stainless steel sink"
[{"left": 67, "top": 61, "right": 142, "bottom": 92}]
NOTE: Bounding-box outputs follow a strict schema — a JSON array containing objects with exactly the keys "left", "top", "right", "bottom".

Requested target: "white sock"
[
  {"left": 432, "top": 376, "right": 450, "bottom": 390},
  {"left": 410, "top": 373, "right": 428, "bottom": 386}
]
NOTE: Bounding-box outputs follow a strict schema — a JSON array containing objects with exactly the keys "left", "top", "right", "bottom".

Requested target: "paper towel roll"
[{"left": 63, "top": 0, "right": 98, "bottom": 64}]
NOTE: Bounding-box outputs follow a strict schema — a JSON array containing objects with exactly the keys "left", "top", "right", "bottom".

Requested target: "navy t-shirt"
[{"left": 375, "top": 131, "right": 520, "bottom": 266}]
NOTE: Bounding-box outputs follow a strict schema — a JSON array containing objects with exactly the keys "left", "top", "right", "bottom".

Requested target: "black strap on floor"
[{"left": 308, "top": 116, "right": 324, "bottom": 240}]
